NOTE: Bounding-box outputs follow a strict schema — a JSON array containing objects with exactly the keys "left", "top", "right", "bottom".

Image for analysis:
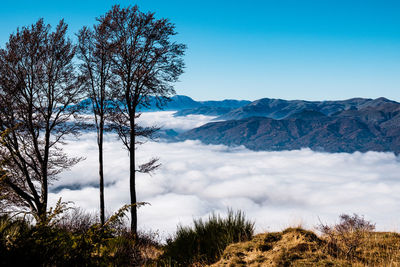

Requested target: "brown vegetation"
[{"left": 210, "top": 227, "right": 400, "bottom": 267}]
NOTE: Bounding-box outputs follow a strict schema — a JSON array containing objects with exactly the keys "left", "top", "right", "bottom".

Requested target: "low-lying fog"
[{"left": 50, "top": 112, "right": 400, "bottom": 238}]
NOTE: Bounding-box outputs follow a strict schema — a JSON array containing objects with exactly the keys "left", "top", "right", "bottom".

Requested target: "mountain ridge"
[
  {"left": 179, "top": 97, "right": 400, "bottom": 154},
  {"left": 217, "top": 97, "right": 399, "bottom": 121}
]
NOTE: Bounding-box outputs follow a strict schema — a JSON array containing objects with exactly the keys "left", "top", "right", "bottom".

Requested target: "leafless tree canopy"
[
  {"left": 0, "top": 19, "right": 84, "bottom": 222},
  {"left": 100, "top": 4, "right": 186, "bottom": 146}
]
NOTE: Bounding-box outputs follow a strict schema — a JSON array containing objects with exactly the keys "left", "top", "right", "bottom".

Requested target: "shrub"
[
  {"left": 0, "top": 205, "right": 161, "bottom": 266},
  {"left": 318, "top": 213, "right": 375, "bottom": 259},
  {"left": 108, "top": 229, "right": 162, "bottom": 266},
  {"left": 163, "top": 209, "right": 254, "bottom": 266},
  {"left": 56, "top": 208, "right": 98, "bottom": 234}
]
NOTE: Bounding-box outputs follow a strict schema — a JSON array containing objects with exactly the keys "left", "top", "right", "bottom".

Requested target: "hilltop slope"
[{"left": 211, "top": 228, "right": 400, "bottom": 266}]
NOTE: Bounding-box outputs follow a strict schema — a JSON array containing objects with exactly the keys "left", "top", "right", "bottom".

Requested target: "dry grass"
[{"left": 209, "top": 228, "right": 400, "bottom": 267}]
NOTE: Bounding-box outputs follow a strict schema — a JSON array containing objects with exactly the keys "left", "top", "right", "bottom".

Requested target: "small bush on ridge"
[{"left": 318, "top": 213, "right": 375, "bottom": 259}]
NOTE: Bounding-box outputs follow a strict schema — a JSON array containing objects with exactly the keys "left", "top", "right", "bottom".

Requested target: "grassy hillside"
[{"left": 211, "top": 228, "right": 400, "bottom": 266}]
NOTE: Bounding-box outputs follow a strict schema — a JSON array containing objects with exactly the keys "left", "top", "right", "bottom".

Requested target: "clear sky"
[{"left": 0, "top": 0, "right": 399, "bottom": 101}]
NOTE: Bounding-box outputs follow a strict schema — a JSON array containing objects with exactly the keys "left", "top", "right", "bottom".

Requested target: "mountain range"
[{"left": 176, "top": 96, "right": 400, "bottom": 154}]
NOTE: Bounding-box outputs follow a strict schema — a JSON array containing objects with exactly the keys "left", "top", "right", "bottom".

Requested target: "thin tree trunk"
[
  {"left": 98, "top": 121, "right": 105, "bottom": 225},
  {"left": 130, "top": 117, "right": 137, "bottom": 235},
  {"left": 40, "top": 129, "right": 51, "bottom": 222}
]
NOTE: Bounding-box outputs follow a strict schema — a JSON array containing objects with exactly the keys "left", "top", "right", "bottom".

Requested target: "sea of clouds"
[{"left": 49, "top": 111, "right": 400, "bottom": 239}]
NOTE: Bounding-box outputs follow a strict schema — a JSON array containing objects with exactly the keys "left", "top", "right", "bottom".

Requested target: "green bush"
[
  {"left": 0, "top": 219, "right": 109, "bottom": 266},
  {"left": 0, "top": 208, "right": 161, "bottom": 266},
  {"left": 163, "top": 210, "right": 254, "bottom": 266}
]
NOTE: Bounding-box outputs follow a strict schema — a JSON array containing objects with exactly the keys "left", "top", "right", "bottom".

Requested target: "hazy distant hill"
[
  {"left": 173, "top": 98, "right": 251, "bottom": 116},
  {"left": 150, "top": 95, "right": 201, "bottom": 110},
  {"left": 145, "top": 95, "right": 250, "bottom": 113},
  {"left": 173, "top": 106, "right": 234, "bottom": 116},
  {"left": 180, "top": 97, "right": 400, "bottom": 153}
]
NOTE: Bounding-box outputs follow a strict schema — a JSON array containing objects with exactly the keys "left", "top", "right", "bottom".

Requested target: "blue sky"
[{"left": 0, "top": 0, "right": 399, "bottom": 101}]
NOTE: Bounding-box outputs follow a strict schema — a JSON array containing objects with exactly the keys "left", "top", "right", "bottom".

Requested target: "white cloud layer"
[
  {"left": 138, "top": 111, "right": 217, "bottom": 132},
  {"left": 49, "top": 112, "right": 400, "bottom": 239}
]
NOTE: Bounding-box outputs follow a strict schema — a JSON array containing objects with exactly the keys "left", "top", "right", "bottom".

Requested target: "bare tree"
[
  {"left": 77, "top": 18, "right": 114, "bottom": 225},
  {"left": 0, "top": 19, "right": 83, "bottom": 222},
  {"left": 101, "top": 5, "right": 185, "bottom": 234}
]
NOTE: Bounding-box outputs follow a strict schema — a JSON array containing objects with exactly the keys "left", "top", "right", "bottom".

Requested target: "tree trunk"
[
  {"left": 40, "top": 129, "right": 51, "bottom": 223},
  {"left": 130, "top": 117, "right": 137, "bottom": 235},
  {"left": 98, "top": 122, "right": 105, "bottom": 225}
]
